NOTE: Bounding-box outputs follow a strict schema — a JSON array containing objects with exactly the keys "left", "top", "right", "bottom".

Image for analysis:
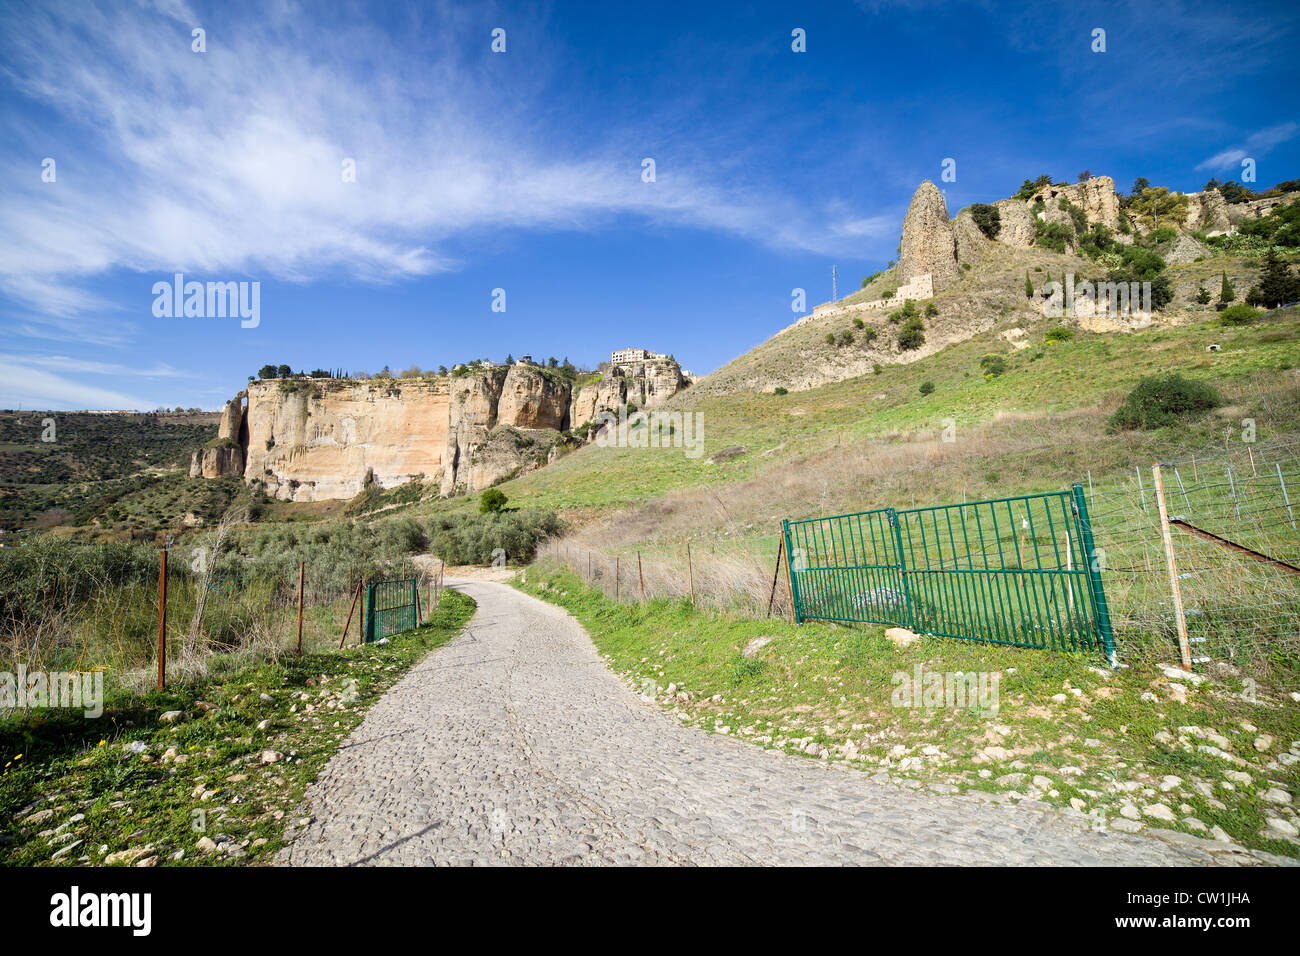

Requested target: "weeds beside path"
[{"left": 0, "top": 590, "right": 475, "bottom": 867}]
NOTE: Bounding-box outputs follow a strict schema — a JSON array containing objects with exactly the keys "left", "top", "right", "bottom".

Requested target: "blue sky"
[{"left": 1, "top": 0, "right": 1296, "bottom": 410}]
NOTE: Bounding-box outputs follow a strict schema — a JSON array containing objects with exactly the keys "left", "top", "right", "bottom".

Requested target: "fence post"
[
  {"left": 614, "top": 556, "right": 619, "bottom": 602},
  {"left": 296, "top": 560, "right": 305, "bottom": 655},
  {"left": 1278, "top": 463, "right": 1296, "bottom": 530},
  {"left": 1136, "top": 466, "right": 1146, "bottom": 511},
  {"left": 1072, "top": 482, "right": 1117, "bottom": 667},
  {"left": 781, "top": 520, "right": 800, "bottom": 625},
  {"left": 686, "top": 542, "right": 694, "bottom": 604},
  {"left": 365, "top": 581, "right": 375, "bottom": 643},
  {"left": 637, "top": 551, "right": 645, "bottom": 603},
  {"left": 412, "top": 577, "right": 419, "bottom": 631},
  {"left": 1152, "top": 464, "right": 1193, "bottom": 672},
  {"left": 338, "top": 581, "right": 362, "bottom": 649},
  {"left": 157, "top": 549, "right": 167, "bottom": 691}
]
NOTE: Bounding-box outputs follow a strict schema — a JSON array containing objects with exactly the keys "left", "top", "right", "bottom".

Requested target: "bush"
[
  {"left": 924, "top": 302, "right": 939, "bottom": 317},
  {"left": 1107, "top": 374, "right": 1222, "bottom": 431},
  {"left": 852, "top": 317, "right": 864, "bottom": 329},
  {"left": 773, "top": 386, "right": 788, "bottom": 396},
  {"left": 427, "top": 508, "right": 563, "bottom": 565},
  {"left": 1220, "top": 304, "right": 1261, "bottom": 326},
  {"left": 970, "top": 203, "right": 1001, "bottom": 239},
  {"left": 479, "top": 488, "right": 508, "bottom": 514},
  {"left": 919, "top": 380, "right": 935, "bottom": 396},
  {"left": 979, "top": 354, "right": 1006, "bottom": 377},
  {"left": 1044, "top": 326, "right": 1074, "bottom": 343},
  {"left": 897, "top": 317, "right": 925, "bottom": 351}
]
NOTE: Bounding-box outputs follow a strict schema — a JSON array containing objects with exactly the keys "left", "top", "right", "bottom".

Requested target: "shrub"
[
  {"left": 1220, "top": 304, "right": 1261, "bottom": 326},
  {"left": 773, "top": 386, "right": 788, "bottom": 396},
  {"left": 1044, "top": 326, "right": 1074, "bottom": 343},
  {"left": 1025, "top": 271, "right": 1034, "bottom": 298},
  {"left": 838, "top": 330, "right": 854, "bottom": 346},
  {"left": 924, "top": 302, "right": 939, "bottom": 317},
  {"left": 479, "top": 488, "right": 508, "bottom": 514},
  {"left": 919, "top": 380, "right": 935, "bottom": 396},
  {"left": 1244, "top": 248, "right": 1300, "bottom": 308},
  {"left": 826, "top": 333, "right": 836, "bottom": 344},
  {"left": 1219, "top": 271, "right": 1235, "bottom": 303},
  {"left": 852, "top": 317, "right": 864, "bottom": 329},
  {"left": 1107, "top": 374, "right": 1222, "bottom": 431},
  {"left": 427, "top": 508, "right": 563, "bottom": 565},
  {"left": 897, "top": 317, "right": 925, "bottom": 351},
  {"left": 978, "top": 354, "right": 1006, "bottom": 377},
  {"left": 872, "top": 364, "right": 883, "bottom": 375},
  {"left": 970, "top": 203, "right": 1001, "bottom": 239}
]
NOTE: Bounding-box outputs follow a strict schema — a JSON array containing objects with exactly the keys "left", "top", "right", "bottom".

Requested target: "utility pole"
[{"left": 831, "top": 264, "right": 838, "bottom": 303}]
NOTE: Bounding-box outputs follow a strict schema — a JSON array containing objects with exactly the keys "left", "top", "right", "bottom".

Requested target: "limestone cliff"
[
  {"left": 898, "top": 181, "right": 959, "bottom": 291},
  {"left": 568, "top": 360, "right": 688, "bottom": 429},
  {"left": 1028, "top": 176, "right": 1122, "bottom": 232},
  {"left": 243, "top": 379, "right": 450, "bottom": 502}
]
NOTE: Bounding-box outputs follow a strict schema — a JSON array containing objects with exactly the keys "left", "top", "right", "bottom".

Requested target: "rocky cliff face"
[
  {"left": 568, "top": 360, "right": 688, "bottom": 429},
  {"left": 243, "top": 379, "right": 451, "bottom": 502},
  {"left": 898, "top": 181, "right": 959, "bottom": 291},
  {"left": 189, "top": 397, "right": 246, "bottom": 478},
  {"left": 1029, "top": 176, "right": 1122, "bottom": 231}
]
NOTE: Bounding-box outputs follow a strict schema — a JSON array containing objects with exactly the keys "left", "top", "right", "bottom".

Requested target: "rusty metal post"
[
  {"left": 338, "top": 581, "right": 362, "bottom": 649},
  {"left": 1152, "top": 464, "right": 1193, "bottom": 671},
  {"left": 296, "top": 560, "right": 305, "bottom": 656},
  {"left": 157, "top": 549, "right": 167, "bottom": 691}
]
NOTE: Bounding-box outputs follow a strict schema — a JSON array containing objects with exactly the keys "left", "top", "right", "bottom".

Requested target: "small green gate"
[
  {"left": 364, "top": 577, "right": 419, "bottom": 643},
  {"left": 783, "top": 484, "right": 1115, "bottom": 662}
]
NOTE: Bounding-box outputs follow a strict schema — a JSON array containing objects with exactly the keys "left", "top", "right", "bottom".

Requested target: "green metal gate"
[
  {"left": 364, "top": 577, "right": 419, "bottom": 643},
  {"left": 783, "top": 484, "right": 1115, "bottom": 662}
]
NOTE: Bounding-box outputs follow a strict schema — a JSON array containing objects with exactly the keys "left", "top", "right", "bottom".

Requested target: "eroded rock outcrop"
[
  {"left": 568, "top": 360, "right": 688, "bottom": 430},
  {"left": 244, "top": 378, "right": 451, "bottom": 502},
  {"left": 1184, "top": 190, "right": 1231, "bottom": 235},
  {"left": 993, "top": 198, "right": 1036, "bottom": 247},
  {"left": 1029, "top": 176, "right": 1121, "bottom": 231},
  {"left": 189, "top": 443, "right": 244, "bottom": 479},
  {"left": 898, "top": 181, "right": 959, "bottom": 291}
]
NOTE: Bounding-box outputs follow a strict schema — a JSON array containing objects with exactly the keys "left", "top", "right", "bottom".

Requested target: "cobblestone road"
[{"left": 280, "top": 581, "right": 1284, "bottom": 866}]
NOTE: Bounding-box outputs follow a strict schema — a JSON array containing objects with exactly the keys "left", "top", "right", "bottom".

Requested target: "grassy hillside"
[
  {"left": 689, "top": 242, "right": 1274, "bottom": 398},
  {"left": 489, "top": 307, "right": 1299, "bottom": 520},
  {"left": 0, "top": 411, "right": 219, "bottom": 534}
]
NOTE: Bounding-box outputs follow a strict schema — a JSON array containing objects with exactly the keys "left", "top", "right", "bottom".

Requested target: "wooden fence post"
[
  {"left": 637, "top": 551, "right": 645, "bottom": 602},
  {"left": 296, "top": 560, "right": 305, "bottom": 656},
  {"left": 1152, "top": 463, "right": 1193, "bottom": 671},
  {"left": 157, "top": 549, "right": 167, "bottom": 691},
  {"left": 686, "top": 542, "right": 694, "bottom": 604},
  {"left": 614, "top": 556, "right": 620, "bottom": 602}
]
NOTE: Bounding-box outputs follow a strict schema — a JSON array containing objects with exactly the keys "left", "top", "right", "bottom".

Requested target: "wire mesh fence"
[
  {"left": 1087, "top": 439, "right": 1300, "bottom": 676},
  {"left": 540, "top": 440, "right": 1299, "bottom": 677}
]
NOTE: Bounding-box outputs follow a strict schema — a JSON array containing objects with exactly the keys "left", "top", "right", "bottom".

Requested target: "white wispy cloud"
[
  {"left": 0, "top": 359, "right": 160, "bottom": 411},
  {"left": 0, "top": 0, "right": 872, "bottom": 336},
  {"left": 1195, "top": 121, "right": 1300, "bottom": 173}
]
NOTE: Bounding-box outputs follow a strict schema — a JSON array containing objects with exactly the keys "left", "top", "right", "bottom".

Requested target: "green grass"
[
  {"left": 517, "top": 564, "right": 1299, "bottom": 857},
  {"left": 476, "top": 310, "right": 1299, "bottom": 514},
  {"left": 0, "top": 589, "right": 475, "bottom": 866}
]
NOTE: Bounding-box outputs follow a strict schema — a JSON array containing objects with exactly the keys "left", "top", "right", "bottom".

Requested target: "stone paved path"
[{"left": 280, "top": 580, "right": 1282, "bottom": 866}]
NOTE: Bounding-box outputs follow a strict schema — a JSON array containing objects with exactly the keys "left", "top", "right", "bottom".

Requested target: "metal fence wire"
[
  {"left": 364, "top": 577, "right": 418, "bottom": 643},
  {"left": 783, "top": 484, "right": 1115, "bottom": 661}
]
